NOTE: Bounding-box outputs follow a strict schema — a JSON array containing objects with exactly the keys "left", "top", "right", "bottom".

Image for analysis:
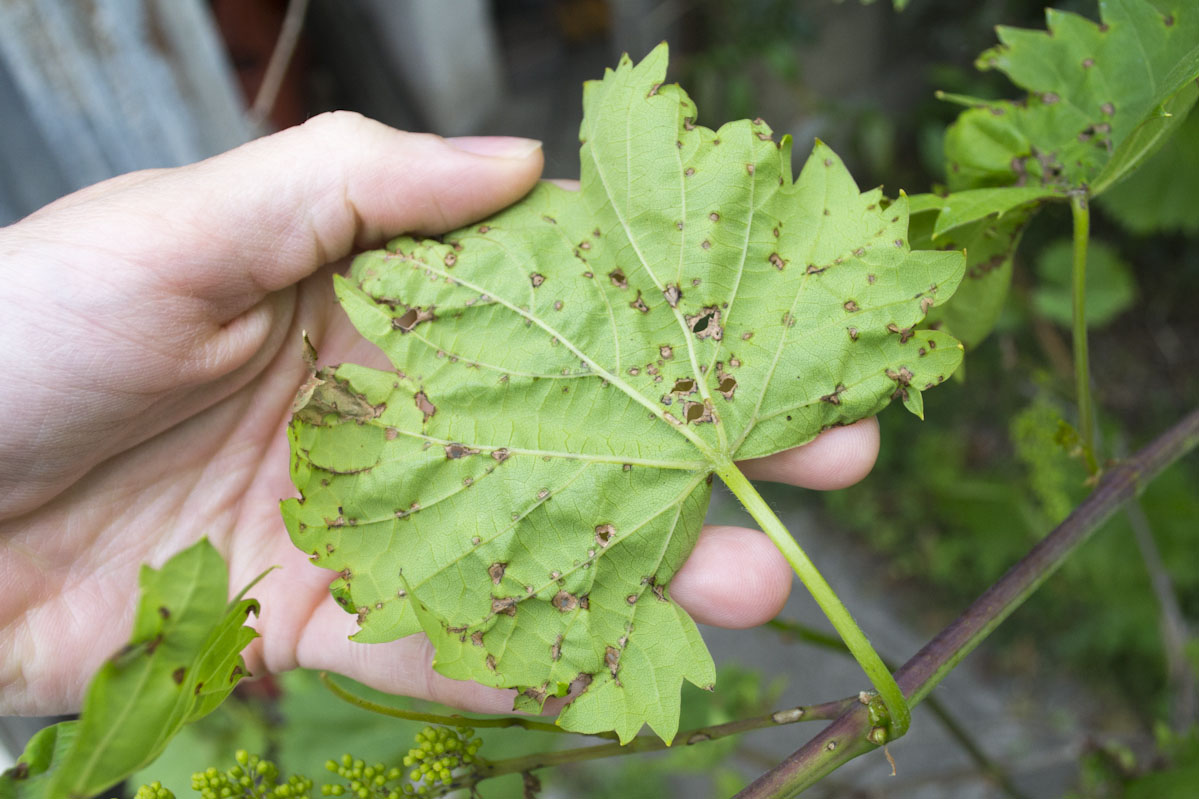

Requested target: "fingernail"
[{"left": 447, "top": 136, "right": 542, "bottom": 159}]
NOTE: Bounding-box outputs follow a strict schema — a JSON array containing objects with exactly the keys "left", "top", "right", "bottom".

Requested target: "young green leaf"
[
  {"left": 283, "top": 44, "right": 964, "bottom": 743},
  {"left": 0, "top": 540, "right": 260, "bottom": 798},
  {"left": 944, "top": 0, "right": 1199, "bottom": 196}
]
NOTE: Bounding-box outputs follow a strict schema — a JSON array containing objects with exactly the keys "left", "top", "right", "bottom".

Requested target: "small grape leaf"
[
  {"left": 282, "top": 44, "right": 965, "bottom": 744},
  {"left": 0, "top": 540, "right": 260, "bottom": 798},
  {"left": 910, "top": 203, "right": 1032, "bottom": 350},
  {"left": 942, "top": 0, "right": 1199, "bottom": 197}
]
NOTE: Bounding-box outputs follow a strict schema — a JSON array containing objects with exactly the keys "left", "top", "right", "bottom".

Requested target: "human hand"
[{"left": 0, "top": 112, "right": 878, "bottom": 716}]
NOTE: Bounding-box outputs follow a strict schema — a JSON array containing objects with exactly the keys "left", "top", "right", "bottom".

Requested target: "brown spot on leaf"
[
  {"left": 595, "top": 523, "right": 615, "bottom": 546},
  {"left": 769, "top": 253, "right": 786, "bottom": 270},
  {"left": 579, "top": 594, "right": 590, "bottom": 610},
  {"left": 553, "top": 590, "right": 579, "bottom": 612},
  {"left": 471, "top": 631, "right": 485, "bottom": 647},
  {"left": 605, "top": 645, "right": 622, "bottom": 680},
  {"left": 415, "top": 391, "right": 436, "bottom": 422},
  {"left": 551, "top": 634, "right": 564, "bottom": 661},
  {"left": 672, "top": 377, "right": 696, "bottom": 394},
  {"left": 491, "top": 596, "right": 517, "bottom": 616},
  {"left": 659, "top": 345, "right": 674, "bottom": 359},
  {"left": 444, "top": 252, "right": 457, "bottom": 267},
  {"left": 530, "top": 273, "right": 545, "bottom": 287},
  {"left": 821, "top": 384, "right": 847, "bottom": 405},
  {"left": 886, "top": 323, "right": 915, "bottom": 344},
  {"left": 844, "top": 300, "right": 860, "bottom": 313},
  {"left": 663, "top": 284, "right": 682, "bottom": 307},
  {"left": 445, "top": 443, "right": 480, "bottom": 459},
  {"left": 686, "top": 307, "right": 723, "bottom": 340},
  {"left": 629, "top": 291, "right": 650, "bottom": 313},
  {"left": 684, "top": 167, "right": 695, "bottom": 177},
  {"left": 486, "top": 654, "right": 497, "bottom": 671},
  {"left": 394, "top": 306, "right": 435, "bottom": 332},
  {"left": 683, "top": 399, "right": 715, "bottom": 424},
  {"left": 718, "top": 375, "right": 737, "bottom": 399},
  {"left": 709, "top": 212, "right": 720, "bottom": 222},
  {"left": 172, "top": 667, "right": 186, "bottom": 684},
  {"left": 626, "top": 594, "right": 638, "bottom": 605},
  {"left": 609, "top": 268, "right": 628, "bottom": 288},
  {"left": 489, "top": 562, "right": 506, "bottom": 585},
  {"left": 158, "top": 606, "right": 170, "bottom": 619}
]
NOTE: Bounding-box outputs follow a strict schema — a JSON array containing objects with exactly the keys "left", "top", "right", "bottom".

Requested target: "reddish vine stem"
[
  {"left": 736, "top": 406, "right": 1199, "bottom": 798},
  {"left": 459, "top": 696, "right": 860, "bottom": 789}
]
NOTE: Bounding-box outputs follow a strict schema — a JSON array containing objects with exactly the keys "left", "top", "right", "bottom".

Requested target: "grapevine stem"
[
  {"left": 1070, "top": 191, "right": 1099, "bottom": 474},
  {"left": 458, "top": 695, "right": 859, "bottom": 790},
  {"left": 318, "top": 671, "right": 617, "bottom": 739},
  {"left": 715, "top": 461, "right": 910, "bottom": 739},
  {"left": 735, "top": 405, "right": 1199, "bottom": 798},
  {"left": 767, "top": 618, "right": 1031, "bottom": 799}
]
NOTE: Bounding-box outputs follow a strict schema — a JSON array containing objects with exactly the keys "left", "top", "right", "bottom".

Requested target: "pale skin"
[{"left": 0, "top": 112, "right": 879, "bottom": 717}]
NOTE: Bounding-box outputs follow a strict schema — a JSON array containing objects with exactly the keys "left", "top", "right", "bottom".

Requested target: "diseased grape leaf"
[
  {"left": 943, "top": 0, "right": 1199, "bottom": 197},
  {"left": 0, "top": 540, "right": 260, "bottom": 799},
  {"left": 910, "top": 203, "right": 1032, "bottom": 350},
  {"left": 916, "top": 0, "right": 1198, "bottom": 349},
  {"left": 282, "top": 44, "right": 965, "bottom": 744}
]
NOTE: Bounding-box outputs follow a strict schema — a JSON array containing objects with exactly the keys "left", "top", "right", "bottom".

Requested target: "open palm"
[{"left": 0, "top": 113, "right": 878, "bottom": 717}]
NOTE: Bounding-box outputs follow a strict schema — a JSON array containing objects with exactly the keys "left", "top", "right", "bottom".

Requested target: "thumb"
[{"left": 22, "top": 111, "right": 545, "bottom": 316}]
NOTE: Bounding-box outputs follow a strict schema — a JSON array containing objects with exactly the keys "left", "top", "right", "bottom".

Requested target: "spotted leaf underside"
[{"left": 282, "top": 44, "right": 965, "bottom": 743}]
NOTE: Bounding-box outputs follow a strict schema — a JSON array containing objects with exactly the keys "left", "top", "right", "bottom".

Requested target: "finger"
[
  {"left": 737, "top": 417, "right": 879, "bottom": 490},
  {"left": 669, "top": 525, "right": 792, "bottom": 628},
  {"left": 20, "top": 112, "right": 544, "bottom": 316}
]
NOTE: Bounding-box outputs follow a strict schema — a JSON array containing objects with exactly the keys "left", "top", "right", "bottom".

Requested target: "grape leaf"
[
  {"left": 1099, "top": 104, "right": 1199, "bottom": 234},
  {"left": 282, "top": 44, "right": 965, "bottom": 744},
  {"left": 916, "top": 0, "right": 1197, "bottom": 350},
  {"left": 910, "top": 203, "right": 1032, "bottom": 350},
  {"left": 0, "top": 539, "right": 260, "bottom": 799},
  {"left": 942, "top": 0, "right": 1199, "bottom": 197}
]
